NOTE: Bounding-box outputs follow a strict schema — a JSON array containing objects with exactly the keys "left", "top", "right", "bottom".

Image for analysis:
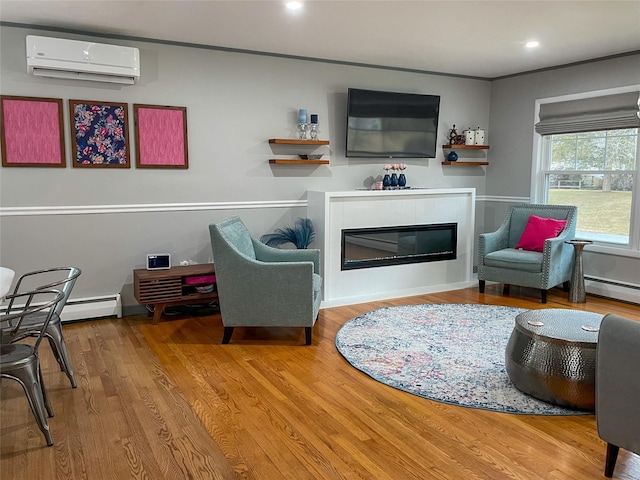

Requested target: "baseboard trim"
[{"left": 62, "top": 294, "right": 122, "bottom": 322}]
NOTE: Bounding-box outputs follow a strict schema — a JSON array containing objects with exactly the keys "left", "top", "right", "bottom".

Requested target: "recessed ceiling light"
[
  {"left": 525, "top": 41, "right": 540, "bottom": 48},
  {"left": 286, "top": 1, "right": 303, "bottom": 10}
]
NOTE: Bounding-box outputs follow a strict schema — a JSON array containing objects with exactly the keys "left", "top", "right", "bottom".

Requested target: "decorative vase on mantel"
[
  {"left": 390, "top": 173, "right": 399, "bottom": 187},
  {"left": 398, "top": 173, "right": 407, "bottom": 188},
  {"left": 383, "top": 174, "right": 391, "bottom": 188}
]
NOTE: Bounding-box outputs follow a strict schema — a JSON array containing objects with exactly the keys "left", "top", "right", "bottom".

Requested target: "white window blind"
[{"left": 535, "top": 91, "right": 640, "bottom": 135}]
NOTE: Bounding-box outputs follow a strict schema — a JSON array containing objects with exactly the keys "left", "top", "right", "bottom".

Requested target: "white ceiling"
[{"left": 1, "top": 0, "right": 639, "bottom": 79}]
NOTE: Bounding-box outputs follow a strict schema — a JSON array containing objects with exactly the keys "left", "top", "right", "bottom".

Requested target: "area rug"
[{"left": 335, "top": 304, "right": 588, "bottom": 415}]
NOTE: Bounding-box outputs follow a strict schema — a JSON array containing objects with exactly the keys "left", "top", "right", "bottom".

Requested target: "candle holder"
[
  {"left": 309, "top": 123, "right": 319, "bottom": 140},
  {"left": 297, "top": 123, "right": 308, "bottom": 140}
]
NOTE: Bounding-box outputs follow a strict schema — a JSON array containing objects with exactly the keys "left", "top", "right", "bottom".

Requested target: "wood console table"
[{"left": 133, "top": 264, "right": 217, "bottom": 324}]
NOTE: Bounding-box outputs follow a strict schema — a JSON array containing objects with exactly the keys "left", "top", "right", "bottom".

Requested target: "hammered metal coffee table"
[{"left": 505, "top": 308, "right": 604, "bottom": 411}]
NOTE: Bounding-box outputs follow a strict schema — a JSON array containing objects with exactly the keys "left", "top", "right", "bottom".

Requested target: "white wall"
[{"left": 0, "top": 26, "right": 491, "bottom": 312}]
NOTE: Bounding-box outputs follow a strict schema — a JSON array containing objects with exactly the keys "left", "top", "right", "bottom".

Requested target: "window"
[
  {"left": 533, "top": 90, "right": 640, "bottom": 251},
  {"left": 541, "top": 128, "right": 637, "bottom": 245}
]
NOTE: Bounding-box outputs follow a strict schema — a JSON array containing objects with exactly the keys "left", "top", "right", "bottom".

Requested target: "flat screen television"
[{"left": 346, "top": 88, "right": 440, "bottom": 158}]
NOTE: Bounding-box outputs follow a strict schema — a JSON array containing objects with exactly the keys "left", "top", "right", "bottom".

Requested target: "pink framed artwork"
[
  {"left": 69, "top": 99, "right": 130, "bottom": 168},
  {"left": 1, "top": 95, "right": 66, "bottom": 167},
  {"left": 134, "top": 104, "right": 188, "bottom": 169}
]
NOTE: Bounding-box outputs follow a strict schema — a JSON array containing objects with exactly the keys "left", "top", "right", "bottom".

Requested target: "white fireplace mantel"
[{"left": 307, "top": 188, "right": 476, "bottom": 307}]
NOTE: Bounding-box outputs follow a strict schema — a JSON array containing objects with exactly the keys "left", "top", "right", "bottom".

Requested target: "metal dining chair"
[
  {"left": 0, "top": 289, "right": 65, "bottom": 446},
  {"left": 0, "top": 267, "right": 81, "bottom": 388}
]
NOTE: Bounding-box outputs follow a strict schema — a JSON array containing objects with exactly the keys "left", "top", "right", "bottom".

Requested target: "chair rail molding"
[{"left": 0, "top": 200, "right": 306, "bottom": 217}]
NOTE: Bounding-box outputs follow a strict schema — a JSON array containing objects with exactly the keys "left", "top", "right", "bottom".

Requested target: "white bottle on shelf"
[{"left": 474, "top": 127, "right": 485, "bottom": 145}]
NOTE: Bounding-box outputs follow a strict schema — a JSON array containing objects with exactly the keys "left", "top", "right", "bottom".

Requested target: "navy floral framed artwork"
[{"left": 69, "top": 100, "right": 130, "bottom": 168}]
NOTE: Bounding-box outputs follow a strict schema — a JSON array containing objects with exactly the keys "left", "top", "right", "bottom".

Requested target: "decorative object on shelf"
[
  {"left": 260, "top": 218, "right": 316, "bottom": 249},
  {"left": 448, "top": 124, "right": 458, "bottom": 146},
  {"left": 474, "top": 126, "right": 486, "bottom": 145},
  {"left": 447, "top": 151, "right": 459, "bottom": 162},
  {"left": 383, "top": 174, "right": 391, "bottom": 188},
  {"left": 382, "top": 163, "right": 408, "bottom": 189},
  {"left": 309, "top": 123, "right": 319, "bottom": 140},
  {"left": 298, "top": 154, "right": 323, "bottom": 160},
  {"left": 398, "top": 173, "right": 407, "bottom": 187},
  {"left": 310, "top": 114, "right": 318, "bottom": 124},
  {"left": 464, "top": 128, "right": 476, "bottom": 145},
  {"left": 298, "top": 109, "right": 307, "bottom": 124},
  {"left": 296, "top": 122, "right": 308, "bottom": 139}
]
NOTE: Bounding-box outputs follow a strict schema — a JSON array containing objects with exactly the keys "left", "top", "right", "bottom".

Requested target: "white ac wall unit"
[{"left": 26, "top": 35, "right": 140, "bottom": 85}]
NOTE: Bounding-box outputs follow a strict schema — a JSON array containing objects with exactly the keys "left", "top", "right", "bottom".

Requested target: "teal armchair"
[
  {"left": 478, "top": 204, "right": 577, "bottom": 303},
  {"left": 209, "top": 216, "right": 322, "bottom": 345}
]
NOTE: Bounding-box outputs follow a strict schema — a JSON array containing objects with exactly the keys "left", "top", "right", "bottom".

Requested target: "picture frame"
[
  {"left": 1, "top": 95, "right": 66, "bottom": 167},
  {"left": 69, "top": 99, "right": 130, "bottom": 168},
  {"left": 134, "top": 104, "right": 188, "bottom": 169}
]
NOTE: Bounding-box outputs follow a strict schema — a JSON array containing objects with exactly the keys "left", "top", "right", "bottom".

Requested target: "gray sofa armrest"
[{"left": 252, "top": 238, "right": 320, "bottom": 274}]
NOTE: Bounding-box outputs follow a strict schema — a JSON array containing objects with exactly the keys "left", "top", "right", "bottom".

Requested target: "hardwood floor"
[{"left": 2, "top": 285, "right": 639, "bottom": 479}]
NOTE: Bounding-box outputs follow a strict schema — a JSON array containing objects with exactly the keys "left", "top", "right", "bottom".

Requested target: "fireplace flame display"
[{"left": 341, "top": 223, "right": 457, "bottom": 270}]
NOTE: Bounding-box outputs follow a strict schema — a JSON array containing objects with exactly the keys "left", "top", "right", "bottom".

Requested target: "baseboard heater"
[
  {"left": 61, "top": 294, "right": 122, "bottom": 323},
  {"left": 585, "top": 276, "right": 640, "bottom": 306}
]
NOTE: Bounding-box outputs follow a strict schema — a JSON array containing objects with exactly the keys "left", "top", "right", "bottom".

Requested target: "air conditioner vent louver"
[{"left": 26, "top": 35, "right": 140, "bottom": 84}]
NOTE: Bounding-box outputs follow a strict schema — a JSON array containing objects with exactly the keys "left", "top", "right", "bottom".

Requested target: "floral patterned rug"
[{"left": 335, "top": 303, "right": 588, "bottom": 415}]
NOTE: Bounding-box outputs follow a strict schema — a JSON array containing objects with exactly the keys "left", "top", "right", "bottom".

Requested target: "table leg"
[
  {"left": 569, "top": 244, "right": 587, "bottom": 303},
  {"left": 152, "top": 303, "right": 165, "bottom": 324}
]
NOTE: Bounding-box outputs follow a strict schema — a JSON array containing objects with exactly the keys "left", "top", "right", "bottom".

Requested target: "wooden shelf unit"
[
  {"left": 269, "top": 159, "right": 330, "bottom": 165},
  {"left": 442, "top": 144, "right": 490, "bottom": 150},
  {"left": 442, "top": 144, "right": 490, "bottom": 165},
  {"left": 441, "top": 161, "right": 489, "bottom": 166},
  {"left": 268, "top": 138, "right": 330, "bottom": 165},
  {"left": 134, "top": 263, "right": 217, "bottom": 324},
  {"left": 269, "top": 139, "right": 329, "bottom": 145}
]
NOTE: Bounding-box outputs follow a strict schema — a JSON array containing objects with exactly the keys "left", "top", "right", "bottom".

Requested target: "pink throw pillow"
[{"left": 515, "top": 215, "right": 567, "bottom": 252}]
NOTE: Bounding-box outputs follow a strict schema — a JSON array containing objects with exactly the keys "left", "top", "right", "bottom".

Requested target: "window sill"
[{"left": 582, "top": 243, "right": 640, "bottom": 259}]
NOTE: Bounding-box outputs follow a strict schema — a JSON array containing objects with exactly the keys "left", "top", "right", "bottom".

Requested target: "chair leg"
[
  {"left": 541, "top": 289, "right": 548, "bottom": 303},
  {"left": 222, "top": 327, "right": 234, "bottom": 344},
  {"left": 45, "top": 323, "right": 77, "bottom": 388},
  {"left": 503, "top": 284, "right": 510, "bottom": 296},
  {"left": 605, "top": 443, "right": 620, "bottom": 478},
  {"left": 305, "top": 327, "right": 312, "bottom": 345},
  {"left": 38, "top": 362, "right": 54, "bottom": 418},
  {"left": 479, "top": 280, "right": 485, "bottom": 293},
  {"left": 4, "top": 361, "right": 54, "bottom": 446}
]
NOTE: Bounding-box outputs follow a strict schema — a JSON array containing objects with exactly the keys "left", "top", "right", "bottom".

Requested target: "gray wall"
[
  {"left": 0, "top": 25, "right": 491, "bottom": 309},
  {"left": 487, "top": 54, "right": 640, "bottom": 292}
]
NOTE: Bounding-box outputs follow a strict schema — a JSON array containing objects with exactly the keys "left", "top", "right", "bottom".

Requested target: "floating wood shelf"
[
  {"left": 442, "top": 145, "right": 490, "bottom": 150},
  {"left": 269, "top": 159, "right": 330, "bottom": 165},
  {"left": 269, "top": 139, "right": 330, "bottom": 145},
  {"left": 441, "top": 161, "right": 489, "bottom": 166}
]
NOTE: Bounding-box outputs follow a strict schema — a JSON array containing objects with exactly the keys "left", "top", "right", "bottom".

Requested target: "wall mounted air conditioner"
[{"left": 26, "top": 35, "right": 140, "bottom": 85}]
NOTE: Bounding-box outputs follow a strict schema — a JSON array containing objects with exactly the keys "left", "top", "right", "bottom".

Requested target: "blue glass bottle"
[{"left": 390, "top": 173, "right": 398, "bottom": 187}]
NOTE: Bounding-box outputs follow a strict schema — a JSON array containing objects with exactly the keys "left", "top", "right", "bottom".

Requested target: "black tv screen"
[{"left": 346, "top": 88, "right": 440, "bottom": 158}]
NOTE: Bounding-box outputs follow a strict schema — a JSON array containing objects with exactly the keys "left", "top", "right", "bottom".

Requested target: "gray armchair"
[
  {"left": 209, "top": 216, "right": 322, "bottom": 345},
  {"left": 596, "top": 313, "right": 640, "bottom": 478},
  {"left": 478, "top": 204, "right": 577, "bottom": 303}
]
